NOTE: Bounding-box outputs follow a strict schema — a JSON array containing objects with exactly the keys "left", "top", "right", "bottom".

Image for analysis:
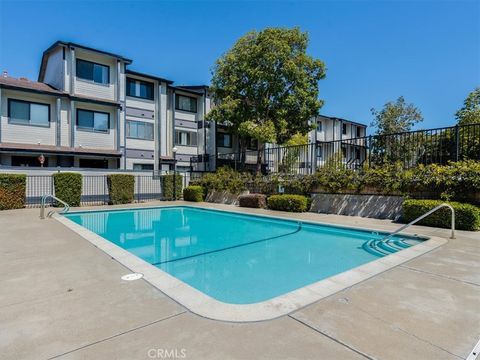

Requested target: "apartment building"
[
  {"left": 0, "top": 41, "right": 214, "bottom": 172},
  {"left": 0, "top": 41, "right": 367, "bottom": 173}
]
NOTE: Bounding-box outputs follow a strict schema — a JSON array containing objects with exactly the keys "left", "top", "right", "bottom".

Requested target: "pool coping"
[{"left": 53, "top": 205, "right": 448, "bottom": 323}]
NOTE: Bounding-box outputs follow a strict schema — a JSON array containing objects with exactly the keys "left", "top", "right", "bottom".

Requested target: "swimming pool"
[{"left": 64, "top": 206, "right": 425, "bottom": 305}]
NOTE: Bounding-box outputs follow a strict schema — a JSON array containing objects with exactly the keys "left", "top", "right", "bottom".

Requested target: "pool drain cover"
[{"left": 121, "top": 273, "right": 144, "bottom": 281}]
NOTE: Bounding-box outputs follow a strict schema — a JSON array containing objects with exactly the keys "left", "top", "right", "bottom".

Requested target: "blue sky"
[{"left": 0, "top": 0, "right": 479, "bottom": 132}]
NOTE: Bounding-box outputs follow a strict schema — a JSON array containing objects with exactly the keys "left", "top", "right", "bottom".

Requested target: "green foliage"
[
  {"left": 312, "top": 167, "right": 360, "bottom": 193},
  {"left": 403, "top": 199, "right": 480, "bottom": 231},
  {"left": 0, "top": 174, "right": 26, "bottom": 210},
  {"left": 192, "top": 167, "right": 251, "bottom": 195},
  {"left": 207, "top": 27, "right": 326, "bottom": 169},
  {"left": 161, "top": 174, "right": 183, "bottom": 200},
  {"left": 238, "top": 194, "right": 267, "bottom": 208},
  {"left": 183, "top": 186, "right": 204, "bottom": 202},
  {"left": 107, "top": 174, "right": 134, "bottom": 205},
  {"left": 371, "top": 96, "right": 423, "bottom": 135},
  {"left": 53, "top": 172, "right": 82, "bottom": 207},
  {"left": 267, "top": 194, "right": 309, "bottom": 212},
  {"left": 361, "top": 163, "right": 407, "bottom": 195},
  {"left": 455, "top": 87, "right": 480, "bottom": 125}
]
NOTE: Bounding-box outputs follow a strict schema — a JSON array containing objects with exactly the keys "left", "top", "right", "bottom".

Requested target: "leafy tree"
[
  {"left": 455, "top": 88, "right": 480, "bottom": 125},
  {"left": 370, "top": 96, "right": 423, "bottom": 135},
  {"left": 370, "top": 97, "right": 423, "bottom": 165},
  {"left": 207, "top": 27, "right": 326, "bottom": 172}
]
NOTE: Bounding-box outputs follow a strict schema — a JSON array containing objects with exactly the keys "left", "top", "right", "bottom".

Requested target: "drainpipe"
[
  {"left": 56, "top": 98, "right": 61, "bottom": 147},
  {"left": 172, "top": 90, "right": 176, "bottom": 170}
]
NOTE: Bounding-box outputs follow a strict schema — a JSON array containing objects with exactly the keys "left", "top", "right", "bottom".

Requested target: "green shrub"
[
  {"left": 53, "top": 172, "right": 82, "bottom": 207},
  {"left": 312, "top": 167, "right": 360, "bottom": 193},
  {"left": 193, "top": 166, "right": 251, "bottom": 194},
  {"left": 183, "top": 185, "right": 204, "bottom": 202},
  {"left": 107, "top": 174, "right": 134, "bottom": 205},
  {"left": 0, "top": 174, "right": 26, "bottom": 210},
  {"left": 403, "top": 199, "right": 480, "bottom": 231},
  {"left": 161, "top": 174, "right": 183, "bottom": 200},
  {"left": 238, "top": 194, "right": 267, "bottom": 208},
  {"left": 267, "top": 194, "right": 309, "bottom": 212}
]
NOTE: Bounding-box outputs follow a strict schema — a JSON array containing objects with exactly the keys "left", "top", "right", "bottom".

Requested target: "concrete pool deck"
[{"left": 0, "top": 201, "right": 479, "bottom": 359}]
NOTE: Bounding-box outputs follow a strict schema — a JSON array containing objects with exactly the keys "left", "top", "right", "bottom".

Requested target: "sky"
[{"left": 0, "top": 0, "right": 479, "bottom": 133}]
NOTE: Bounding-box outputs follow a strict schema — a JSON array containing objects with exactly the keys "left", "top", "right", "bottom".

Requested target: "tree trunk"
[{"left": 256, "top": 143, "right": 265, "bottom": 174}]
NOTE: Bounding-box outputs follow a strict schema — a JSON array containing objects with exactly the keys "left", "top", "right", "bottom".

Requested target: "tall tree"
[
  {"left": 455, "top": 88, "right": 480, "bottom": 125},
  {"left": 370, "top": 97, "right": 423, "bottom": 165},
  {"left": 206, "top": 27, "right": 326, "bottom": 172},
  {"left": 370, "top": 96, "right": 423, "bottom": 135}
]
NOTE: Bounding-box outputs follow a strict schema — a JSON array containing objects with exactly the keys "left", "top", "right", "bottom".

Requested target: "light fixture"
[{"left": 172, "top": 146, "right": 178, "bottom": 154}]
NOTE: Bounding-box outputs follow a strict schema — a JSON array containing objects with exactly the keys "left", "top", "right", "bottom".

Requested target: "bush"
[
  {"left": 192, "top": 167, "right": 251, "bottom": 195},
  {"left": 267, "top": 194, "right": 309, "bottom": 212},
  {"left": 183, "top": 185, "right": 204, "bottom": 202},
  {"left": 53, "top": 172, "right": 82, "bottom": 207},
  {"left": 238, "top": 194, "right": 267, "bottom": 208},
  {"left": 0, "top": 174, "right": 26, "bottom": 210},
  {"left": 107, "top": 174, "right": 134, "bottom": 205},
  {"left": 403, "top": 199, "right": 480, "bottom": 231},
  {"left": 162, "top": 174, "right": 183, "bottom": 200}
]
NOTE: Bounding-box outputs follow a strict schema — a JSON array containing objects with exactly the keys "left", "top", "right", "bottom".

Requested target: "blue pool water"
[{"left": 64, "top": 206, "right": 423, "bottom": 304}]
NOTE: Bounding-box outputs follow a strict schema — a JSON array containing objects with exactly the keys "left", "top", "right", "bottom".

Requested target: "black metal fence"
[
  {"left": 212, "top": 123, "right": 480, "bottom": 174},
  {"left": 25, "top": 174, "right": 189, "bottom": 208}
]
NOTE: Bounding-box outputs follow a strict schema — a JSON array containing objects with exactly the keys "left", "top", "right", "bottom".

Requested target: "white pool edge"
[{"left": 54, "top": 209, "right": 447, "bottom": 323}]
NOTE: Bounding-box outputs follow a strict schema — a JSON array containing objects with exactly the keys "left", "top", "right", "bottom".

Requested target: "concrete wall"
[{"left": 310, "top": 193, "right": 404, "bottom": 220}]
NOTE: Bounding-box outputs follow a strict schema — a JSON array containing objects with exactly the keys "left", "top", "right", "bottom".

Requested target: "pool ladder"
[
  {"left": 40, "top": 195, "right": 70, "bottom": 219},
  {"left": 364, "top": 203, "right": 455, "bottom": 256}
]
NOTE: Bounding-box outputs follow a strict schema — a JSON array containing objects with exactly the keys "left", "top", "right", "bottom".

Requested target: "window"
[
  {"left": 76, "top": 59, "right": 109, "bottom": 84},
  {"left": 8, "top": 99, "right": 50, "bottom": 127},
  {"left": 317, "top": 120, "right": 323, "bottom": 132},
  {"left": 79, "top": 158, "right": 109, "bottom": 168},
  {"left": 127, "top": 121, "right": 154, "bottom": 140},
  {"left": 216, "top": 132, "right": 232, "bottom": 148},
  {"left": 247, "top": 138, "right": 258, "bottom": 150},
  {"left": 316, "top": 146, "right": 323, "bottom": 158},
  {"left": 126, "top": 78, "right": 154, "bottom": 100},
  {"left": 175, "top": 130, "right": 197, "bottom": 146},
  {"left": 356, "top": 126, "right": 362, "bottom": 138},
  {"left": 341, "top": 146, "right": 347, "bottom": 159},
  {"left": 77, "top": 109, "right": 109, "bottom": 132},
  {"left": 133, "top": 163, "right": 154, "bottom": 171},
  {"left": 175, "top": 95, "right": 197, "bottom": 113},
  {"left": 342, "top": 123, "right": 347, "bottom": 135}
]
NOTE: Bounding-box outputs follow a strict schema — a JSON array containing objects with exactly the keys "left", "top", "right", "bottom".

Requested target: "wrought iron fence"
[
  {"left": 212, "top": 123, "right": 480, "bottom": 174},
  {"left": 25, "top": 173, "right": 189, "bottom": 208}
]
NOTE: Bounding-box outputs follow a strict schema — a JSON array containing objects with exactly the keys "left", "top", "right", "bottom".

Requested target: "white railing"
[
  {"left": 40, "top": 195, "right": 70, "bottom": 219},
  {"left": 382, "top": 203, "right": 455, "bottom": 241}
]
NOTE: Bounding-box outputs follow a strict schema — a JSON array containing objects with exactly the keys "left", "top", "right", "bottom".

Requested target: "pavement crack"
[
  {"left": 401, "top": 265, "right": 480, "bottom": 287},
  {"left": 288, "top": 315, "right": 375, "bottom": 360},
  {"left": 48, "top": 311, "right": 187, "bottom": 359}
]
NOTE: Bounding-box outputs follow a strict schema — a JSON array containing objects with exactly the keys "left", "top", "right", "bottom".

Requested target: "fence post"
[
  {"left": 455, "top": 125, "right": 460, "bottom": 161},
  {"left": 368, "top": 135, "right": 372, "bottom": 168}
]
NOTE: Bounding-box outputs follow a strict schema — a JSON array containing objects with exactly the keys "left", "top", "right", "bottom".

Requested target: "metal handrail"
[
  {"left": 40, "top": 195, "right": 70, "bottom": 219},
  {"left": 381, "top": 203, "right": 455, "bottom": 241}
]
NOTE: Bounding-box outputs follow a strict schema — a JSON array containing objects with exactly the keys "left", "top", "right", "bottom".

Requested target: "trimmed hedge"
[
  {"left": 0, "top": 174, "right": 26, "bottom": 210},
  {"left": 267, "top": 194, "right": 309, "bottom": 212},
  {"left": 53, "top": 172, "right": 82, "bottom": 207},
  {"left": 238, "top": 194, "right": 267, "bottom": 208},
  {"left": 183, "top": 185, "right": 204, "bottom": 202},
  {"left": 107, "top": 174, "right": 134, "bottom": 205},
  {"left": 161, "top": 174, "right": 183, "bottom": 200},
  {"left": 403, "top": 199, "right": 480, "bottom": 231}
]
